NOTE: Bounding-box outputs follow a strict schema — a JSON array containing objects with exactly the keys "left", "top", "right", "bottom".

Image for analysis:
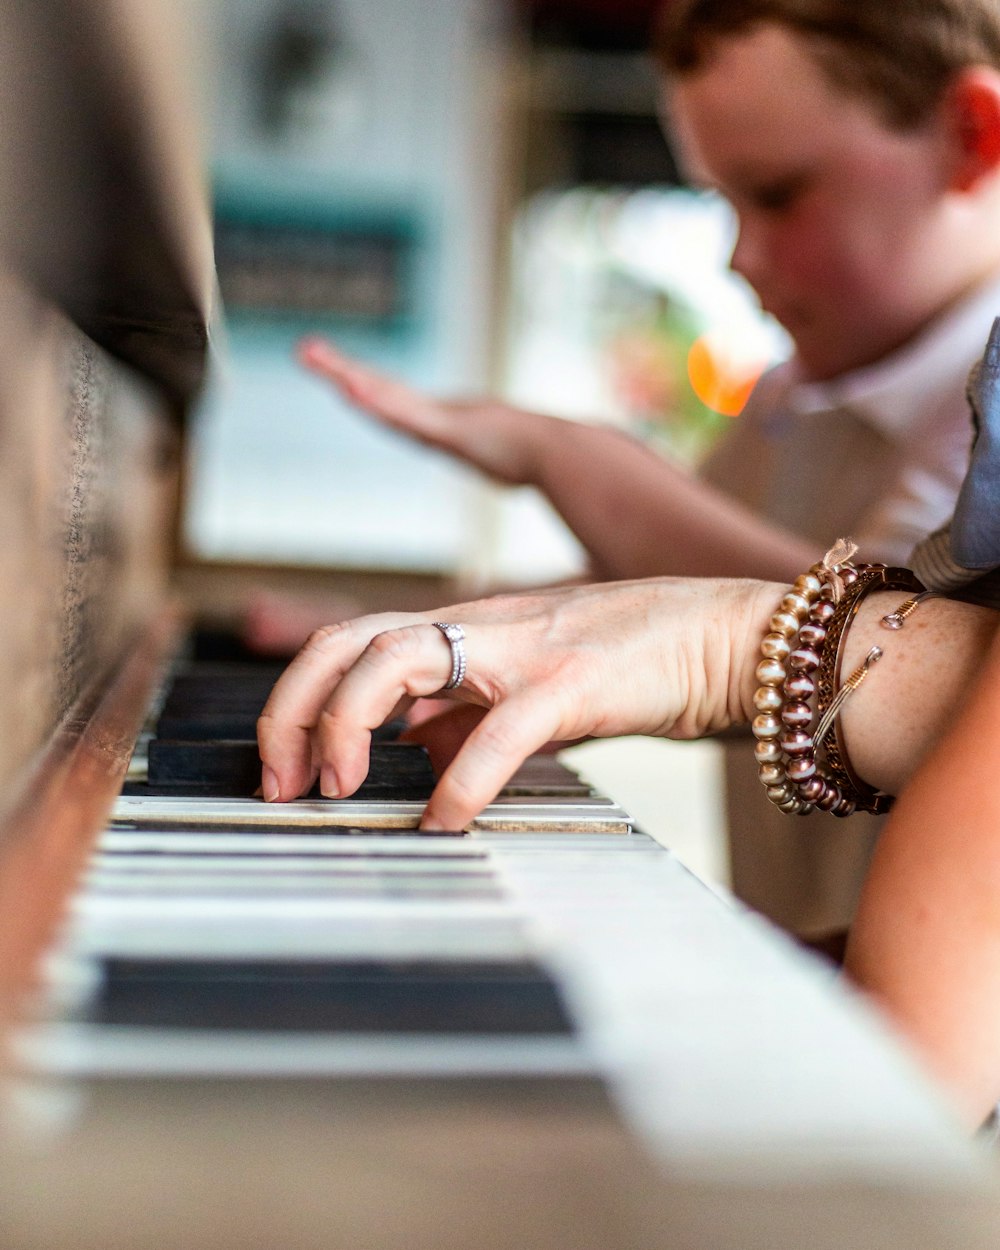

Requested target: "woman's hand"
[
  {"left": 257, "top": 577, "right": 777, "bottom": 830},
  {"left": 299, "top": 337, "right": 555, "bottom": 487}
]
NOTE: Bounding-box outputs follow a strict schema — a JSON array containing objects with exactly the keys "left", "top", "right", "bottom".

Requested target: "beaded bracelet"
[
  {"left": 752, "top": 547, "right": 860, "bottom": 815},
  {"left": 753, "top": 547, "right": 929, "bottom": 818}
]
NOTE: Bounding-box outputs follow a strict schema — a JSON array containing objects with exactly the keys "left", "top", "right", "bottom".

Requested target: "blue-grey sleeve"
[{"left": 951, "top": 316, "right": 1000, "bottom": 570}]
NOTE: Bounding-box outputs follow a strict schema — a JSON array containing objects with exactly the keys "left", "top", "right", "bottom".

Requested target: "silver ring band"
[{"left": 431, "top": 622, "right": 467, "bottom": 690}]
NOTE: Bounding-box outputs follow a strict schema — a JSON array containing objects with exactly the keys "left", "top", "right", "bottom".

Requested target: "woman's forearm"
[
  {"left": 844, "top": 623, "right": 1000, "bottom": 1126},
  {"left": 733, "top": 579, "right": 1000, "bottom": 1122}
]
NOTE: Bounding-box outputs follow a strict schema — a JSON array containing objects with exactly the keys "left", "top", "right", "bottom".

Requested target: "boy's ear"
[{"left": 945, "top": 68, "right": 1000, "bottom": 192}]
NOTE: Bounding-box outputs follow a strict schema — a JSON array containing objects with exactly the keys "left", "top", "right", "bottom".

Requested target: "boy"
[{"left": 295, "top": 0, "right": 1000, "bottom": 942}]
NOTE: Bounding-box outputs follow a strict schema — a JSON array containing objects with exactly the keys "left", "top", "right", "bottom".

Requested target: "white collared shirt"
[
  {"left": 704, "top": 272, "right": 1000, "bottom": 939},
  {"left": 702, "top": 271, "right": 1000, "bottom": 564}
]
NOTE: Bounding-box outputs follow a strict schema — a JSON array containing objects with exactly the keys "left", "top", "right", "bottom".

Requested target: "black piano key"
[
  {"left": 154, "top": 713, "right": 260, "bottom": 740},
  {"left": 158, "top": 666, "right": 284, "bottom": 709},
  {"left": 156, "top": 711, "right": 406, "bottom": 743},
  {"left": 93, "top": 958, "right": 575, "bottom": 1035},
  {"left": 144, "top": 741, "right": 436, "bottom": 800},
  {"left": 188, "top": 627, "right": 293, "bottom": 663},
  {"left": 164, "top": 662, "right": 286, "bottom": 689},
  {"left": 154, "top": 664, "right": 408, "bottom": 743}
]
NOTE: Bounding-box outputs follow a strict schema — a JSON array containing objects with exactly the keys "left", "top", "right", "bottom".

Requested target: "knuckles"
[
  {"left": 365, "top": 625, "right": 432, "bottom": 666},
  {"left": 467, "top": 714, "right": 523, "bottom": 762},
  {"left": 301, "top": 621, "right": 356, "bottom": 656},
  {"left": 315, "top": 704, "right": 357, "bottom": 738}
]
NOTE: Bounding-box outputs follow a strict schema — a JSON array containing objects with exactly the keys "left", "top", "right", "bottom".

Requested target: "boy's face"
[{"left": 668, "top": 25, "right": 960, "bottom": 380}]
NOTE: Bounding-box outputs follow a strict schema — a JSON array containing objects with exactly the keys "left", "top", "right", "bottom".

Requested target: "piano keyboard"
[
  {"left": 22, "top": 659, "right": 626, "bottom": 1083},
  {"left": 13, "top": 657, "right": 984, "bottom": 1181},
  {"left": 121, "top": 659, "right": 633, "bottom": 833},
  {"left": 25, "top": 824, "right": 604, "bottom": 1081}
]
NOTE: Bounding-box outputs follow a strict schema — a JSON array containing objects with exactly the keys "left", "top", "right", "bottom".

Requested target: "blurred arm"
[
  {"left": 300, "top": 337, "right": 818, "bottom": 583},
  {"left": 844, "top": 607, "right": 1000, "bottom": 1127}
]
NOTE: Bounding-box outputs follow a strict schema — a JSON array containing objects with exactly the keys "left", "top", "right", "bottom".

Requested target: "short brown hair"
[{"left": 655, "top": 0, "right": 1000, "bottom": 128}]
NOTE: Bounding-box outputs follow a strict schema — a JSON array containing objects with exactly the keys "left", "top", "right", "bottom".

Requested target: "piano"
[{"left": 2, "top": 2, "right": 1000, "bottom": 1246}]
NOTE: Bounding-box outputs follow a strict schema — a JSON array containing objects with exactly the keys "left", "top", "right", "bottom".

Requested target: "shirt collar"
[{"left": 779, "top": 270, "right": 1000, "bottom": 436}]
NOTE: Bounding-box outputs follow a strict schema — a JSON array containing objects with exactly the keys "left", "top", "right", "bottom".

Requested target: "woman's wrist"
[
  {"left": 839, "top": 591, "right": 999, "bottom": 796},
  {"left": 736, "top": 566, "right": 998, "bottom": 818}
]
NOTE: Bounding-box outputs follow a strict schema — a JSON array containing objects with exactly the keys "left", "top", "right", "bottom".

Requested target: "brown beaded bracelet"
[
  {"left": 754, "top": 593, "right": 832, "bottom": 813},
  {"left": 813, "top": 566, "right": 925, "bottom": 814},
  {"left": 752, "top": 547, "right": 860, "bottom": 815}
]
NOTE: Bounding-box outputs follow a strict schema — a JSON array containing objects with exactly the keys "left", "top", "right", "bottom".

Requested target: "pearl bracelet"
[
  {"left": 752, "top": 551, "right": 859, "bottom": 815},
  {"left": 753, "top": 545, "right": 928, "bottom": 818}
]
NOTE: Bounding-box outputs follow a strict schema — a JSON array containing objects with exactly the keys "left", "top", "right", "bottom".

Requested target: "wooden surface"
[
  {"left": 2, "top": 1075, "right": 1000, "bottom": 1250},
  {"left": 0, "top": 0, "right": 211, "bottom": 820},
  {"left": 0, "top": 301, "right": 177, "bottom": 811},
  {"left": 0, "top": 0, "right": 209, "bottom": 1050},
  {"left": 0, "top": 612, "right": 182, "bottom": 1026}
]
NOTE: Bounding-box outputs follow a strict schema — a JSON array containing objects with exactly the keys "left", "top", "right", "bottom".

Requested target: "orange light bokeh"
[{"left": 687, "top": 333, "right": 766, "bottom": 417}]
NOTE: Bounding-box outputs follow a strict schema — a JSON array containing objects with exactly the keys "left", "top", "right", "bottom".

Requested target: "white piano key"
[
  {"left": 14, "top": 1024, "right": 595, "bottom": 1080},
  {"left": 88, "top": 855, "right": 495, "bottom": 875},
  {"left": 71, "top": 895, "right": 515, "bottom": 923},
  {"left": 480, "top": 841, "right": 982, "bottom": 1181},
  {"left": 80, "top": 872, "right": 504, "bottom": 899},
  {"left": 59, "top": 914, "right": 534, "bottom": 962},
  {"left": 24, "top": 757, "right": 983, "bottom": 1183},
  {"left": 98, "top": 830, "right": 489, "bottom": 857},
  {"left": 110, "top": 794, "right": 633, "bottom": 834}
]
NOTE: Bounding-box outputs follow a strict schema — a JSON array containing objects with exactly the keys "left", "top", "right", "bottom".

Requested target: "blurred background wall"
[
  {"left": 181, "top": 0, "right": 783, "bottom": 591},
  {"left": 184, "top": 0, "right": 512, "bottom": 575}
]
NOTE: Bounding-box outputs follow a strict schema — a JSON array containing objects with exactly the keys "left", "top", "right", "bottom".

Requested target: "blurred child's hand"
[{"left": 298, "top": 336, "right": 551, "bottom": 487}]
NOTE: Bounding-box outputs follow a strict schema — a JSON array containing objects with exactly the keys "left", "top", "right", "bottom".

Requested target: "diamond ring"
[{"left": 431, "top": 622, "right": 467, "bottom": 690}]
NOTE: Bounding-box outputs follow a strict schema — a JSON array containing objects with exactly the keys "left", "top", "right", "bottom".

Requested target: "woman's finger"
[
  {"left": 258, "top": 614, "right": 420, "bottom": 800},
  {"left": 310, "top": 623, "right": 458, "bottom": 798},
  {"left": 420, "top": 691, "right": 564, "bottom": 831},
  {"left": 298, "top": 337, "right": 455, "bottom": 447}
]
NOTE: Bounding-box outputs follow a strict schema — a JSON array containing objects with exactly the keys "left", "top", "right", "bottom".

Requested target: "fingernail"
[
  {"left": 320, "top": 766, "right": 340, "bottom": 798},
  {"left": 262, "top": 766, "right": 280, "bottom": 803},
  {"left": 300, "top": 337, "right": 332, "bottom": 365}
]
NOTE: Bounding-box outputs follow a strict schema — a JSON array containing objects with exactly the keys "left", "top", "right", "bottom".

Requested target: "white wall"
[{"left": 185, "top": 0, "right": 515, "bottom": 570}]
